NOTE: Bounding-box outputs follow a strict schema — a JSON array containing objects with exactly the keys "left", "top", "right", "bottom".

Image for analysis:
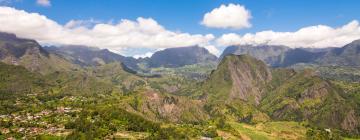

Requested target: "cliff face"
[{"left": 225, "top": 55, "right": 271, "bottom": 104}]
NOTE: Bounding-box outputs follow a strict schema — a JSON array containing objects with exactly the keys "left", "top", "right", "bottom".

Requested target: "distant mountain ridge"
[
  {"left": 316, "top": 39, "right": 360, "bottom": 66},
  {"left": 45, "top": 45, "right": 140, "bottom": 70},
  {"left": 220, "top": 45, "right": 289, "bottom": 66},
  {"left": 147, "top": 46, "right": 218, "bottom": 68},
  {"left": 0, "top": 32, "right": 78, "bottom": 74},
  {"left": 45, "top": 45, "right": 219, "bottom": 74},
  {"left": 219, "top": 41, "right": 360, "bottom": 67}
]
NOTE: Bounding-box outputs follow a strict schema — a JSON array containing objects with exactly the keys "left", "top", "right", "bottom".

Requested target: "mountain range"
[
  {"left": 221, "top": 39, "right": 360, "bottom": 68},
  {"left": 45, "top": 44, "right": 218, "bottom": 72},
  {"left": 0, "top": 31, "right": 359, "bottom": 139}
]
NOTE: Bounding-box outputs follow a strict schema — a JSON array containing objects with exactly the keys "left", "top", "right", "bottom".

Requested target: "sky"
[{"left": 0, "top": 0, "right": 360, "bottom": 57}]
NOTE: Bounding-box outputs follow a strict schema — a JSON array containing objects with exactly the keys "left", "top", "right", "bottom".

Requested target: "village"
[{"left": 0, "top": 106, "right": 81, "bottom": 138}]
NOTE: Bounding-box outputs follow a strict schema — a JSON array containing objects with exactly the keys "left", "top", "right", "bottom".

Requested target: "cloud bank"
[
  {"left": 217, "top": 20, "right": 360, "bottom": 48},
  {"left": 0, "top": 7, "right": 214, "bottom": 52},
  {"left": 1, "top": 5, "right": 359, "bottom": 57},
  {"left": 201, "top": 3, "right": 251, "bottom": 29}
]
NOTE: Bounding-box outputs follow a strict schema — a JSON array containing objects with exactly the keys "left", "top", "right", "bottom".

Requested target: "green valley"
[{"left": 0, "top": 33, "right": 359, "bottom": 140}]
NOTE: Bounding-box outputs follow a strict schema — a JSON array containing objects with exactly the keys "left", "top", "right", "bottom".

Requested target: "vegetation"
[{"left": 1, "top": 35, "right": 360, "bottom": 139}]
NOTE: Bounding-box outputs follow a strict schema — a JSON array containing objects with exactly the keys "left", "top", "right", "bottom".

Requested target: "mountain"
[
  {"left": 202, "top": 54, "right": 272, "bottom": 104},
  {"left": 148, "top": 46, "right": 217, "bottom": 68},
  {"left": 0, "top": 32, "right": 78, "bottom": 74},
  {"left": 198, "top": 54, "right": 359, "bottom": 134},
  {"left": 1, "top": 31, "right": 359, "bottom": 139},
  {"left": 261, "top": 69, "right": 359, "bottom": 134},
  {"left": 194, "top": 55, "right": 273, "bottom": 125},
  {"left": 219, "top": 45, "right": 289, "bottom": 66},
  {"left": 46, "top": 45, "right": 218, "bottom": 72},
  {"left": 317, "top": 39, "right": 360, "bottom": 66},
  {"left": 276, "top": 48, "right": 326, "bottom": 67},
  {"left": 219, "top": 44, "right": 334, "bottom": 67},
  {"left": 45, "top": 45, "right": 140, "bottom": 70}
]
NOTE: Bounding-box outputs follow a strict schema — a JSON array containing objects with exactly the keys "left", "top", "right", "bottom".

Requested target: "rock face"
[
  {"left": 224, "top": 55, "right": 271, "bottom": 104},
  {"left": 148, "top": 46, "right": 217, "bottom": 68},
  {"left": 45, "top": 45, "right": 139, "bottom": 70},
  {"left": 126, "top": 90, "right": 209, "bottom": 123},
  {"left": 0, "top": 32, "right": 77, "bottom": 74}
]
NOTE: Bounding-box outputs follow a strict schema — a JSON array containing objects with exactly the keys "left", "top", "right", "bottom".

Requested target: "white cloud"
[
  {"left": 37, "top": 0, "right": 50, "bottom": 7},
  {"left": 201, "top": 3, "right": 251, "bottom": 29},
  {"left": 132, "top": 48, "right": 165, "bottom": 58},
  {"left": 133, "top": 52, "right": 154, "bottom": 59},
  {"left": 216, "top": 20, "right": 360, "bottom": 48},
  {"left": 0, "top": 7, "right": 214, "bottom": 53},
  {"left": 203, "top": 45, "right": 220, "bottom": 56}
]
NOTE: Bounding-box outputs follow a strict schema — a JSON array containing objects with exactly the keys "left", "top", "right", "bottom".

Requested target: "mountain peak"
[{"left": 204, "top": 54, "right": 271, "bottom": 104}]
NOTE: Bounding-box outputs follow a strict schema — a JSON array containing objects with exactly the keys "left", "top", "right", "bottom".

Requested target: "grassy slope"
[{"left": 227, "top": 121, "right": 307, "bottom": 140}]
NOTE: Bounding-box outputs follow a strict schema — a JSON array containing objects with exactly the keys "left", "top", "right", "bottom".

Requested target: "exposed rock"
[{"left": 341, "top": 110, "right": 359, "bottom": 133}]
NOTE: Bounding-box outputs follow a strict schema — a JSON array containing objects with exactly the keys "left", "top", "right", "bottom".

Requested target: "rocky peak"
[{"left": 205, "top": 54, "right": 271, "bottom": 104}]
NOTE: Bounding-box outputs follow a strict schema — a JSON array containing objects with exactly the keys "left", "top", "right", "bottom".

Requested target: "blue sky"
[
  {"left": 9, "top": 0, "right": 359, "bottom": 35},
  {"left": 1, "top": 0, "right": 360, "bottom": 57}
]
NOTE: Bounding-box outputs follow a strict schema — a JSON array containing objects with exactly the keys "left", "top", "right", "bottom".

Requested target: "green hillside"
[{"left": 0, "top": 39, "right": 359, "bottom": 139}]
